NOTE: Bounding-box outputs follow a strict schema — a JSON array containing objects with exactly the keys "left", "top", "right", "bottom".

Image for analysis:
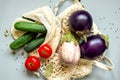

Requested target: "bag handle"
[
  {"left": 54, "top": 0, "right": 81, "bottom": 15},
  {"left": 74, "top": 0, "right": 81, "bottom": 4},
  {"left": 54, "top": 0, "right": 66, "bottom": 15},
  {"left": 92, "top": 56, "right": 114, "bottom": 70}
]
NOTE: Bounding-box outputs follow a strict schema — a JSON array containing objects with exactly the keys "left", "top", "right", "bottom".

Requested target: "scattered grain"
[{"left": 4, "top": 29, "right": 9, "bottom": 37}]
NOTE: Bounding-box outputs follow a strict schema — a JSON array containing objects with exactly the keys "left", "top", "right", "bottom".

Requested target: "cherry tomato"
[
  {"left": 38, "top": 44, "right": 52, "bottom": 58},
  {"left": 25, "top": 56, "right": 40, "bottom": 71}
]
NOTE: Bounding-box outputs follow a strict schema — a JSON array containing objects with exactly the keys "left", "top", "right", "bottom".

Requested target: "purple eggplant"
[
  {"left": 69, "top": 10, "right": 93, "bottom": 32},
  {"left": 80, "top": 34, "right": 109, "bottom": 59}
]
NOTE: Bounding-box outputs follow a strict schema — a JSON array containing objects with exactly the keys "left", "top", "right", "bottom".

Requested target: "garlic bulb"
[{"left": 58, "top": 31, "right": 81, "bottom": 66}]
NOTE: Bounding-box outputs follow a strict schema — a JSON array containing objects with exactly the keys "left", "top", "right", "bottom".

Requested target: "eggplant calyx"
[
  {"left": 60, "top": 31, "right": 78, "bottom": 46},
  {"left": 100, "top": 34, "right": 109, "bottom": 48},
  {"left": 76, "top": 29, "right": 92, "bottom": 42}
]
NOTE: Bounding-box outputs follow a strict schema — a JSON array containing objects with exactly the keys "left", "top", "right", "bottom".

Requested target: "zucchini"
[
  {"left": 10, "top": 32, "right": 37, "bottom": 50},
  {"left": 14, "top": 21, "right": 47, "bottom": 33},
  {"left": 24, "top": 34, "right": 45, "bottom": 52}
]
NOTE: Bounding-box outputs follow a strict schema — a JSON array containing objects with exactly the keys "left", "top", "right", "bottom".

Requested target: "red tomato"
[
  {"left": 25, "top": 56, "right": 40, "bottom": 71},
  {"left": 38, "top": 44, "right": 52, "bottom": 58}
]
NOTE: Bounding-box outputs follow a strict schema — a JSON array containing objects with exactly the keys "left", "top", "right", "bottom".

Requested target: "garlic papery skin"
[{"left": 58, "top": 41, "right": 81, "bottom": 66}]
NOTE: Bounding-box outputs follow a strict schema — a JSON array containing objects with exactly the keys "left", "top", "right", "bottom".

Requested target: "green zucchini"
[
  {"left": 14, "top": 21, "right": 47, "bottom": 33},
  {"left": 24, "top": 34, "right": 45, "bottom": 52},
  {"left": 10, "top": 32, "right": 37, "bottom": 50}
]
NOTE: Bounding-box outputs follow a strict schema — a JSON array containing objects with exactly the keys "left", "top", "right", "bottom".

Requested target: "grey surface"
[{"left": 0, "top": 0, "right": 120, "bottom": 80}]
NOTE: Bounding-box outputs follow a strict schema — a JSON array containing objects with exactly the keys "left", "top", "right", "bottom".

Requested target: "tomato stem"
[
  {"left": 42, "top": 50, "right": 47, "bottom": 54},
  {"left": 30, "top": 62, "right": 34, "bottom": 67}
]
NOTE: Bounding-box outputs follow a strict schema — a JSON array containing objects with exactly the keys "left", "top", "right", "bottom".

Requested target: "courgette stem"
[{"left": 22, "top": 16, "right": 36, "bottom": 22}]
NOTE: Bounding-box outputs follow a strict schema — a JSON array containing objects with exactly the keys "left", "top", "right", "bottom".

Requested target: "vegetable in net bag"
[{"left": 11, "top": 1, "right": 113, "bottom": 80}]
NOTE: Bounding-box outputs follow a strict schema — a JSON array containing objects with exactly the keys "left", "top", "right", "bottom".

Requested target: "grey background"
[{"left": 0, "top": 0, "right": 120, "bottom": 80}]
